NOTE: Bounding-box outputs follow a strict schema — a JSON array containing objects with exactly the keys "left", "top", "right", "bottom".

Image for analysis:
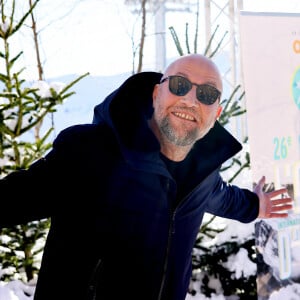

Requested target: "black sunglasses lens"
[
  {"left": 169, "top": 76, "right": 191, "bottom": 96},
  {"left": 165, "top": 76, "right": 220, "bottom": 105},
  {"left": 196, "top": 85, "right": 220, "bottom": 105}
]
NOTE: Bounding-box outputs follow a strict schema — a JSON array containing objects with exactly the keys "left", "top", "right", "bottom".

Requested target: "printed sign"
[{"left": 239, "top": 11, "right": 300, "bottom": 299}]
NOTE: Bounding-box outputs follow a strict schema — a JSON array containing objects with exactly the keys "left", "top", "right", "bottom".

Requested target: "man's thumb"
[
  {"left": 258, "top": 175, "right": 266, "bottom": 187},
  {"left": 254, "top": 175, "right": 266, "bottom": 194}
]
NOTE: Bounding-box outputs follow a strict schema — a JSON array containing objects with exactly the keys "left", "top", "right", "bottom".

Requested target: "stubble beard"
[{"left": 159, "top": 116, "right": 199, "bottom": 147}]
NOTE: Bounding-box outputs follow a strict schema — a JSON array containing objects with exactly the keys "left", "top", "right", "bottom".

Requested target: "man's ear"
[
  {"left": 216, "top": 105, "right": 222, "bottom": 119},
  {"left": 152, "top": 84, "right": 159, "bottom": 103}
]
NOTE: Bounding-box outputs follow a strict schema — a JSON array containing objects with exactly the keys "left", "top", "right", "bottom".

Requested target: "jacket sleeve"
[
  {"left": 0, "top": 126, "right": 78, "bottom": 228},
  {"left": 205, "top": 174, "right": 259, "bottom": 223},
  {"left": 0, "top": 123, "right": 111, "bottom": 228},
  {"left": 0, "top": 156, "right": 56, "bottom": 227}
]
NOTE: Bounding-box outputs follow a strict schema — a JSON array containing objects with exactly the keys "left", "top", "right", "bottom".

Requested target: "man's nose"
[{"left": 181, "top": 86, "right": 199, "bottom": 106}]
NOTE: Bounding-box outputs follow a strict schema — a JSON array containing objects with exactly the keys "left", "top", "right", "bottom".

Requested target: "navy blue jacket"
[{"left": 0, "top": 72, "right": 259, "bottom": 300}]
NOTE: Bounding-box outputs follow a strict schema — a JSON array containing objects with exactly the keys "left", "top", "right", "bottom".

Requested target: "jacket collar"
[{"left": 92, "top": 72, "right": 242, "bottom": 174}]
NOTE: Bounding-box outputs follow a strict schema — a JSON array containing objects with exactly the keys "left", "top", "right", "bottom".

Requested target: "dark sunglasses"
[{"left": 160, "top": 75, "right": 221, "bottom": 105}]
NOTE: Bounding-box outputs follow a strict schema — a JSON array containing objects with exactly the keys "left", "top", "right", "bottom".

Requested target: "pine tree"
[{"left": 0, "top": 0, "right": 88, "bottom": 283}]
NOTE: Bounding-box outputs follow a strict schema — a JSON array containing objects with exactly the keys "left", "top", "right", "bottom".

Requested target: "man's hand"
[{"left": 254, "top": 176, "right": 293, "bottom": 219}]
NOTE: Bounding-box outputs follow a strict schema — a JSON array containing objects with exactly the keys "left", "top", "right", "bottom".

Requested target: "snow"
[
  {"left": 269, "top": 284, "right": 300, "bottom": 300},
  {"left": 31, "top": 80, "right": 66, "bottom": 99},
  {"left": 223, "top": 248, "right": 257, "bottom": 279},
  {"left": 0, "top": 280, "right": 35, "bottom": 300}
]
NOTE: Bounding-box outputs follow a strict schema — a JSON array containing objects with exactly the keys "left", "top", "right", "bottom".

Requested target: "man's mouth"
[{"left": 173, "top": 112, "right": 196, "bottom": 122}]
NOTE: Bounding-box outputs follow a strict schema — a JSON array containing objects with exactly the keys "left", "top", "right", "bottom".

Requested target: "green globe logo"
[{"left": 292, "top": 66, "right": 300, "bottom": 110}]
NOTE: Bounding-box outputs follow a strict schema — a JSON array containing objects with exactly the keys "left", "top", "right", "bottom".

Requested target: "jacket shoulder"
[{"left": 53, "top": 123, "right": 115, "bottom": 149}]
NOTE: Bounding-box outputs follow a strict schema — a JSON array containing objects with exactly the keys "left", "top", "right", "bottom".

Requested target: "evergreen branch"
[
  {"left": 11, "top": 139, "right": 21, "bottom": 166},
  {"left": 11, "top": 0, "right": 40, "bottom": 36},
  {"left": 209, "top": 30, "right": 228, "bottom": 58},
  {"left": 8, "top": 51, "right": 23, "bottom": 69},
  {"left": 228, "top": 153, "right": 250, "bottom": 183},
  {"left": 59, "top": 92, "right": 75, "bottom": 101},
  {"left": 37, "top": 127, "right": 53, "bottom": 146},
  {"left": 18, "top": 71, "right": 88, "bottom": 134},
  {"left": 204, "top": 25, "right": 219, "bottom": 56},
  {"left": 199, "top": 215, "right": 216, "bottom": 233},
  {"left": 185, "top": 23, "right": 190, "bottom": 54},
  {"left": 232, "top": 109, "right": 246, "bottom": 117},
  {"left": 0, "top": 122, "right": 15, "bottom": 137},
  {"left": 13, "top": 74, "right": 24, "bottom": 136},
  {"left": 0, "top": 73, "right": 8, "bottom": 82},
  {"left": 19, "top": 108, "right": 52, "bottom": 134},
  {"left": 0, "top": 92, "right": 18, "bottom": 98},
  {"left": 59, "top": 72, "right": 89, "bottom": 95},
  {"left": 222, "top": 85, "right": 241, "bottom": 116},
  {"left": 169, "top": 26, "right": 184, "bottom": 56}
]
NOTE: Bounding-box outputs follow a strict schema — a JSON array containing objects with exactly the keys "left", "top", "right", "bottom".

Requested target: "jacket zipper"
[
  {"left": 157, "top": 175, "right": 196, "bottom": 300},
  {"left": 86, "top": 258, "right": 102, "bottom": 300},
  {"left": 157, "top": 206, "right": 177, "bottom": 300}
]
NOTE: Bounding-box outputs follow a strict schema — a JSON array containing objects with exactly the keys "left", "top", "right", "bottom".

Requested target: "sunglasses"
[{"left": 160, "top": 75, "right": 221, "bottom": 105}]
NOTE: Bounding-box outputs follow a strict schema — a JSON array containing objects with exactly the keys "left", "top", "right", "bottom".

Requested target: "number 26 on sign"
[{"left": 273, "top": 136, "right": 292, "bottom": 160}]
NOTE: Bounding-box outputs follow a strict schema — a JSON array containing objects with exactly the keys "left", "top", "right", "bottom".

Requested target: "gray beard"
[{"left": 159, "top": 117, "right": 198, "bottom": 147}]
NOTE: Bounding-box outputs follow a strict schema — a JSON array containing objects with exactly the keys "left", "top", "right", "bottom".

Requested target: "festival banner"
[{"left": 239, "top": 11, "right": 300, "bottom": 299}]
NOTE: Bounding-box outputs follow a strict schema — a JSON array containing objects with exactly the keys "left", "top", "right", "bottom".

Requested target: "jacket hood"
[
  {"left": 92, "top": 72, "right": 242, "bottom": 170},
  {"left": 93, "top": 72, "right": 163, "bottom": 153}
]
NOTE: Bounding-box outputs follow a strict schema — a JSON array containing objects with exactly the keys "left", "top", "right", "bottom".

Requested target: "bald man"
[{"left": 0, "top": 54, "right": 292, "bottom": 300}]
